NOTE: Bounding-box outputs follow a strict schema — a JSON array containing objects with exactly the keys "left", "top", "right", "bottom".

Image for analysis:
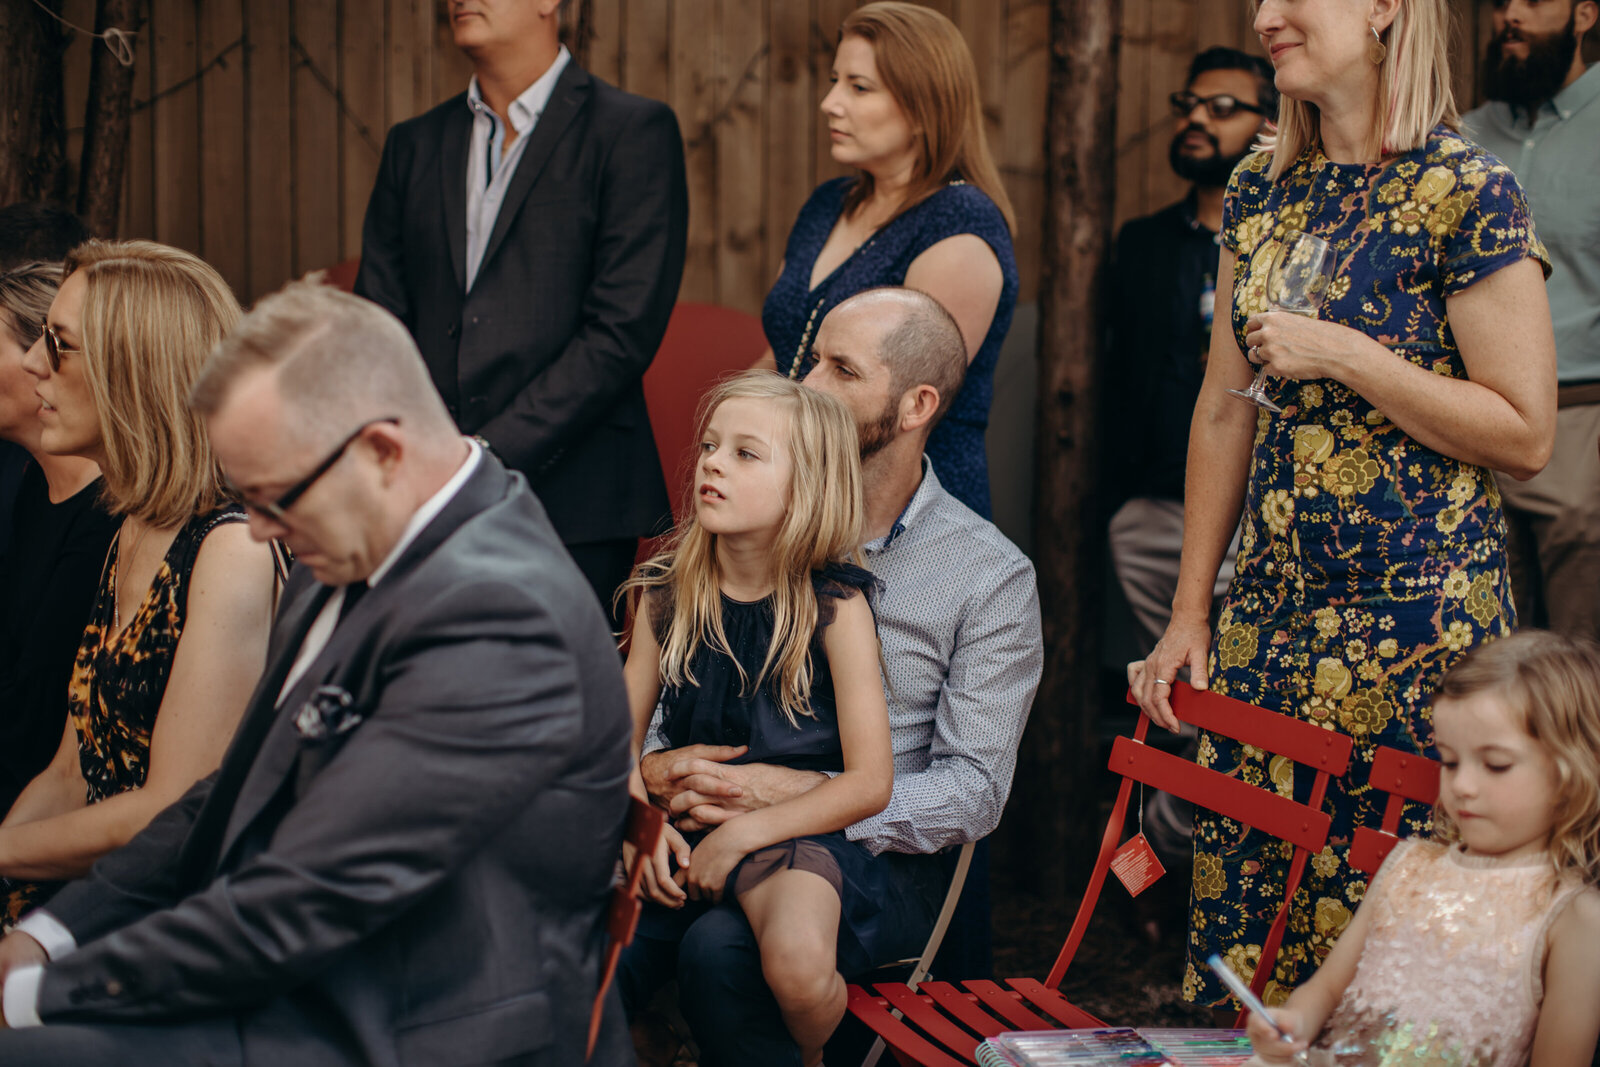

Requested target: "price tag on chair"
[{"left": 1110, "top": 832, "right": 1166, "bottom": 897}]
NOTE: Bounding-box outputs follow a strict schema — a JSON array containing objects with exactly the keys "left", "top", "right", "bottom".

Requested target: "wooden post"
[
  {"left": 1011, "top": 0, "right": 1121, "bottom": 898},
  {"left": 77, "top": 0, "right": 144, "bottom": 238},
  {"left": 0, "top": 0, "right": 69, "bottom": 208}
]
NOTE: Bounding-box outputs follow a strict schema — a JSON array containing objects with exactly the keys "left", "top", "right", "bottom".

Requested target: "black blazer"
[
  {"left": 355, "top": 60, "right": 688, "bottom": 545},
  {"left": 32, "top": 458, "right": 636, "bottom": 1066}
]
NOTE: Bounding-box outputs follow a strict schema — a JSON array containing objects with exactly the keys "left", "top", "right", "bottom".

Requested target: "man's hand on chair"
[{"left": 639, "top": 745, "right": 829, "bottom": 831}]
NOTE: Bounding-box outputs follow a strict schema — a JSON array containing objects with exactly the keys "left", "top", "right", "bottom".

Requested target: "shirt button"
[
  {"left": 105, "top": 979, "right": 123, "bottom": 996},
  {"left": 1523, "top": 139, "right": 1535, "bottom": 148}
]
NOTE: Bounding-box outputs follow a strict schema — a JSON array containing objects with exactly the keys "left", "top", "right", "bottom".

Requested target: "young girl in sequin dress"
[
  {"left": 1248, "top": 632, "right": 1600, "bottom": 1067},
  {"left": 619, "top": 372, "right": 892, "bottom": 1067}
]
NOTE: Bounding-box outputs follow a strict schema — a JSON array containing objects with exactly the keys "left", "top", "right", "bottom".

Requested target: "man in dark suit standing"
[
  {"left": 0, "top": 282, "right": 634, "bottom": 1066},
  {"left": 355, "top": 0, "right": 689, "bottom": 620}
]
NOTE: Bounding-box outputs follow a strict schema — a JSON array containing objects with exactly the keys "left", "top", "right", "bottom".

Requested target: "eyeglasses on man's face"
[
  {"left": 1170, "top": 90, "right": 1268, "bottom": 121},
  {"left": 43, "top": 323, "right": 79, "bottom": 372},
  {"left": 229, "top": 417, "right": 401, "bottom": 523}
]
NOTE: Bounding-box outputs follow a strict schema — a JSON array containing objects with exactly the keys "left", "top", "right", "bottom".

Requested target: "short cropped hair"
[
  {"left": 0, "top": 203, "right": 89, "bottom": 271},
  {"left": 0, "top": 262, "right": 61, "bottom": 351},
  {"left": 191, "top": 279, "right": 456, "bottom": 451},
  {"left": 64, "top": 240, "right": 240, "bottom": 528},
  {"left": 844, "top": 287, "right": 968, "bottom": 425},
  {"left": 1188, "top": 45, "right": 1278, "bottom": 117}
]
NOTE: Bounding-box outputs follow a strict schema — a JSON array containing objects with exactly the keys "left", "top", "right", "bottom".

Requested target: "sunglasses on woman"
[
  {"left": 42, "top": 323, "right": 79, "bottom": 372},
  {"left": 1169, "top": 91, "right": 1268, "bottom": 121}
]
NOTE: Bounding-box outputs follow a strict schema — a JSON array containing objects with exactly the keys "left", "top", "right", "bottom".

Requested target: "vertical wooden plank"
[
  {"left": 432, "top": 0, "right": 476, "bottom": 105},
  {"left": 120, "top": 6, "right": 155, "bottom": 238},
  {"left": 340, "top": 0, "right": 387, "bottom": 259},
  {"left": 200, "top": 0, "right": 247, "bottom": 298},
  {"left": 622, "top": 0, "right": 670, "bottom": 102},
  {"left": 956, "top": 0, "right": 1005, "bottom": 186},
  {"left": 151, "top": 0, "right": 200, "bottom": 252},
  {"left": 61, "top": 0, "right": 96, "bottom": 197},
  {"left": 586, "top": 0, "right": 624, "bottom": 87},
  {"left": 674, "top": 0, "right": 718, "bottom": 302},
  {"left": 1142, "top": 0, "right": 1191, "bottom": 221},
  {"left": 246, "top": 0, "right": 292, "bottom": 299},
  {"left": 1111, "top": 0, "right": 1150, "bottom": 232},
  {"left": 386, "top": 0, "right": 416, "bottom": 127},
  {"left": 767, "top": 0, "right": 813, "bottom": 287},
  {"left": 716, "top": 0, "right": 766, "bottom": 313},
  {"left": 293, "top": 0, "right": 341, "bottom": 276},
  {"left": 916, "top": 0, "right": 956, "bottom": 20},
  {"left": 1003, "top": 0, "right": 1049, "bottom": 303},
  {"left": 1194, "top": 0, "right": 1233, "bottom": 53},
  {"left": 811, "top": 0, "right": 855, "bottom": 191}
]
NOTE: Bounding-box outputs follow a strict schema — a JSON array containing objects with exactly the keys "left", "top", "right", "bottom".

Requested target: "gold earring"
[{"left": 1368, "top": 25, "right": 1387, "bottom": 65}]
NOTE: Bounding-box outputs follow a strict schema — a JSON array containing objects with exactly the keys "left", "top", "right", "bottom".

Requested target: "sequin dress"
[
  {"left": 1, "top": 505, "right": 246, "bottom": 929},
  {"left": 762, "top": 177, "right": 1019, "bottom": 518},
  {"left": 1310, "top": 839, "right": 1583, "bottom": 1067},
  {"left": 1187, "top": 129, "right": 1551, "bottom": 1005}
]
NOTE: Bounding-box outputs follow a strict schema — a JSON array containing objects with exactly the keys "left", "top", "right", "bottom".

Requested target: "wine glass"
[{"left": 1227, "top": 231, "right": 1337, "bottom": 414}]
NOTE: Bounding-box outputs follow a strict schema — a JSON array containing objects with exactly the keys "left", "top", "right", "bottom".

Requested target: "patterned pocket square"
[{"left": 293, "top": 685, "right": 363, "bottom": 741}]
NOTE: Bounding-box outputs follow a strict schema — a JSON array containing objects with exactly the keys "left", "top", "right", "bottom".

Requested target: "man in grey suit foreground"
[{"left": 0, "top": 282, "right": 634, "bottom": 1065}]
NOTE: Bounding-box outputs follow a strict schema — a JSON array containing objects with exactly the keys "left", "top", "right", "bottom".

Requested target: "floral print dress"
[
  {"left": 1186, "top": 128, "right": 1549, "bottom": 1006},
  {"left": 1, "top": 505, "right": 245, "bottom": 930}
]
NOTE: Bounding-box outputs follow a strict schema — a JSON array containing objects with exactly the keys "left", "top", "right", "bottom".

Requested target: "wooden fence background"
[{"left": 55, "top": 0, "right": 1529, "bottom": 309}]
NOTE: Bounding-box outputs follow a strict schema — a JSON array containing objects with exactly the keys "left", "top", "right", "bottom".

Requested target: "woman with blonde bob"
[
  {"left": 759, "top": 0, "right": 1017, "bottom": 519},
  {"left": 616, "top": 372, "right": 906, "bottom": 1066},
  {"left": 1, "top": 240, "right": 274, "bottom": 929},
  {"left": 1129, "top": 0, "right": 1560, "bottom": 1009}
]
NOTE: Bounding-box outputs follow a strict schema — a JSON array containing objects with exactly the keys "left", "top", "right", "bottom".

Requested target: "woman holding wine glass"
[{"left": 1129, "top": 0, "right": 1557, "bottom": 1012}]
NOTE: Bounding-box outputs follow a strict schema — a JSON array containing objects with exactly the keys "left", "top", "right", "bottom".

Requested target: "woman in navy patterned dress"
[
  {"left": 759, "top": 2, "right": 1017, "bottom": 518},
  {"left": 1130, "top": 0, "right": 1556, "bottom": 1008}
]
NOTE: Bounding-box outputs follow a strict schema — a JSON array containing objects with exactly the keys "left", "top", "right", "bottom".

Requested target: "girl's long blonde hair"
[
  {"left": 1432, "top": 631, "right": 1600, "bottom": 886},
  {"left": 1257, "top": 0, "right": 1460, "bottom": 181},
  {"left": 621, "top": 372, "right": 866, "bottom": 727}
]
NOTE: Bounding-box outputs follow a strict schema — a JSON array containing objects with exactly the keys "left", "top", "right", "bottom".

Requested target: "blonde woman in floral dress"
[{"left": 1130, "top": 0, "right": 1557, "bottom": 1014}]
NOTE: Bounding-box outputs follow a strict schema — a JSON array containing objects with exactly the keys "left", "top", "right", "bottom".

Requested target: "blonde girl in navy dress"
[{"left": 619, "top": 372, "right": 891, "bottom": 1067}]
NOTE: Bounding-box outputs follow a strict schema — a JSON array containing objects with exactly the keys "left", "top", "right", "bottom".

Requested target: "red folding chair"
[
  {"left": 1347, "top": 745, "right": 1440, "bottom": 880},
  {"left": 587, "top": 796, "right": 666, "bottom": 1061},
  {"left": 845, "top": 681, "right": 1354, "bottom": 1066}
]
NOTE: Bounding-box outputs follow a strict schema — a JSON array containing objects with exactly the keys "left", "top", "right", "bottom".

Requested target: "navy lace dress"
[
  {"left": 652, "top": 561, "right": 892, "bottom": 965},
  {"left": 762, "top": 177, "right": 1018, "bottom": 518}
]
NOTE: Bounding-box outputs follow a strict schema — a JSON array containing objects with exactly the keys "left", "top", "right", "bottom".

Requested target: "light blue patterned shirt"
[{"left": 644, "top": 459, "right": 1042, "bottom": 856}]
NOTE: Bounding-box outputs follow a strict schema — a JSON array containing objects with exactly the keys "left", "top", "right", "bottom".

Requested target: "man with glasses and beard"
[
  {"left": 1464, "top": 0, "right": 1600, "bottom": 641},
  {"left": 1103, "top": 48, "right": 1276, "bottom": 663}
]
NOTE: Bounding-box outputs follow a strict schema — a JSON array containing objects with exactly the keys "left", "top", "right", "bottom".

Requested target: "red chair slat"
[
  {"left": 1154, "top": 684, "right": 1354, "bottom": 775},
  {"left": 962, "top": 980, "right": 1053, "bottom": 1031},
  {"left": 1109, "top": 736, "right": 1331, "bottom": 852},
  {"left": 1369, "top": 746, "right": 1440, "bottom": 804},
  {"left": 846, "top": 986, "right": 972, "bottom": 1067},
  {"left": 1349, "top": 827, "right": 1402, "bottom": 875},
  {"left": 588, "top": 798, "right": 664, "bottom": 1061},
  {"left": 876, "top": 984, "right": 982, "bottom": 1061},
  {"left": 920, "top": 981, "right": 1010, "bottom": 1038},
  {"left": 1006, "top": 978, "right": 1106, "bottom": 1029}
]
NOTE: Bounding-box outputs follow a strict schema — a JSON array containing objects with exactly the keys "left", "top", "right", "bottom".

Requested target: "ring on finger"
[
  {"left": 1154, "top": 678, "right": 1171, "bottom": 687},
  {"left": 1248, "top": 345, "right": 1260, "bottom": 364}
]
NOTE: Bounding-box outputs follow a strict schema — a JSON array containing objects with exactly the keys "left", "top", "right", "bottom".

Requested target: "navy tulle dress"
[
  {"left": 762, "top": 177, "right": 1018, "bottom": 518},
  {"left": 654, "top": 561, "right": 890, "bottom": 962}
]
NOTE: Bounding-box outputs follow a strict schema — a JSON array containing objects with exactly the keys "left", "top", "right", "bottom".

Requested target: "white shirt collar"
[
  {"left": 367, "top": 439, "right": 482, "bottom": 588},
  {"left": 466, "top": 45, "right": 571, "bottom": 135}
]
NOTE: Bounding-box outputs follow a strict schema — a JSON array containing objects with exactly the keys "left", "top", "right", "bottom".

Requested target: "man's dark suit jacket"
[
  {"left": 24, "top": 457, "right": 635, "bottom": 1066},
  {"left": 354, "top": 60, "right": 688, "bottom": 547}
]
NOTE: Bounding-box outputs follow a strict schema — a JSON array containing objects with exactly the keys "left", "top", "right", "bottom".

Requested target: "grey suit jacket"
[{"left": 32, "top": 457, "right": 635, "bottom": 1066}]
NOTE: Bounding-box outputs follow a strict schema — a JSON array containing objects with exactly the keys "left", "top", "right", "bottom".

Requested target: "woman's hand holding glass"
[
  {"left": 1243, "top": 308, "right": 1383, "bottom": 387},
  {"left": 1229, "top": 231, "right": 1338, "bottom": 413}
]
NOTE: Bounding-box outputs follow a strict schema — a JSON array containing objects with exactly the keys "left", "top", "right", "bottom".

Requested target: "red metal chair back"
[
  {"left": 587, "top": 796, "right": 665, "bottom": 1060},
  {"left": 1348, "top": 746, "right": 1440, "bottom": 878},
  {"left": 843, "top": 681, "right": 1354, "bottom": 1066}
]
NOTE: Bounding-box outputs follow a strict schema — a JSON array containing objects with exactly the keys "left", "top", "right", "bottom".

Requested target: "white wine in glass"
[{"left": 1228, "top": 231, "right": 1337, "bottom": 413}]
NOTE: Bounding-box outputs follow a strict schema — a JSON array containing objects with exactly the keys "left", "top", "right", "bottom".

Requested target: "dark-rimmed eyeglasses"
[
  {"left": 229, "top": 417, "right": 400, "bottom": 522},
  {"left": 1170, "top": 91, "right": 1268, "bottom": 120},
  {"left": 43, "top": 323, "right": 79, "bottom": 372}
]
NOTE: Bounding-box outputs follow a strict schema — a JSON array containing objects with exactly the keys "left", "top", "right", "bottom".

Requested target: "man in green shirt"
[{"left": 1464, "top": 0, "right": 1600, "bottom": 640}]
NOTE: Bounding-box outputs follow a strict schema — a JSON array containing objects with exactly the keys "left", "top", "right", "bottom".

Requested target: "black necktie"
[{"left": 337, "top": 580, "right": 368, "bottom": 623}]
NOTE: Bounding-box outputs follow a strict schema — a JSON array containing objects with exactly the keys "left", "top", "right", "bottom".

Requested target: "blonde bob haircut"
[
  {"left": 63, "top": 240, "right": 241, "bottom": 529},
  {"left": 838, "top": 1, "right": 1016, "bottom": 235},
  {"left": 1257, "top": 0, "right": 1460, "bottom": 182},
  {"left": 1431, "top": 631, "right": 1600, "bottom": 887},
  {"left": 621, "top": 371, "right": 867, "bottom": 727}
]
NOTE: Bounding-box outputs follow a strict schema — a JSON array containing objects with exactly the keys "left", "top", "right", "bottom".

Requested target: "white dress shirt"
[
  {"left": 2, "top": 441, "right": 482, "bottom": 1029},
  {"left": 464, "top": 46, "right": 570, "bottom": 291}
]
